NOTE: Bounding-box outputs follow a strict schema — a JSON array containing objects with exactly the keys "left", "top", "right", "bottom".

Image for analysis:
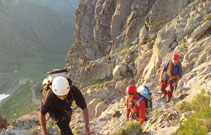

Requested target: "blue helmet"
[{"left": 137, "top": 85, "right": 150, "bottom": 97}]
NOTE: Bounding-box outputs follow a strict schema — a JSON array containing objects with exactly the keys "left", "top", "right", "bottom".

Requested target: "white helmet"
[
  {"left": 137, "top": 85, "right": 149, "bottom": 97},
  {"left": 52, "top": 76, "right": 70, "bottom": 96}
]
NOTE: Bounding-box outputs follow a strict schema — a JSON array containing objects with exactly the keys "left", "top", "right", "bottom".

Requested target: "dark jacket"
[{"left": 41, "top": 85, "right": 87, "bottom": 122}]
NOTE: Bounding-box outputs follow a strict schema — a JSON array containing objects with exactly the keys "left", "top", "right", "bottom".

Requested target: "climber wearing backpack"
[
  {"left": 126, "top": 85, "right": 146, "bottom": 125},
  {"left": 160, "top": 53, "right": 183, "bottom": 103},
  {"left": 39, "top": 76, "right": 91, "bottom": 135}
]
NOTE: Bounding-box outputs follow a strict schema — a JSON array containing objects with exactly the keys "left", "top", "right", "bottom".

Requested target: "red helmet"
[
  {"left": 126, "top": 85, "right": 137, "bottom": 94},
  {"left": 172, "top": 53, "right": 180, "bottom": 61}
]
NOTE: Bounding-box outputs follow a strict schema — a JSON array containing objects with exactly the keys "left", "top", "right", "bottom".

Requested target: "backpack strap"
[
  {"left": 177, "top": 62, "right": 181, "bottom": 73},
  {"left": 167, "top": 60, "right": 181, "bottom": 74},
  {"left": 70, "top": 90, "right": 74, "bottom": 98},
  {"left": 70, "top": 86, "right": 74, "bottom": 98},
  {"left": 136, "top": 97, "right": 144, "bottom": 108},
  {"left": 131, "top": 97, "right": 143, "bottom": 117}
]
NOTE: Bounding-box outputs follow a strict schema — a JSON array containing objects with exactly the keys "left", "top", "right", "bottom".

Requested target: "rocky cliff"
[
  {"left": 1, "top": 0, "right": 210, "bottom": 135},
  {"left": 65, "top": 0, "right": 207, "bottom": 86},
  {"left": 65, "top": 0, "right": 211, "bottom": 134}
]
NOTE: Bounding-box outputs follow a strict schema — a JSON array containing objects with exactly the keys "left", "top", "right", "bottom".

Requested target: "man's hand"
[
  {"left": 173, "top": 78, "right": 179, "bottom": 87},
  {"left": 42, "top": 130, "right": 48, "bottom": 135},
  {"left": 172, "top": 82, "right": 177, "bottom": 87},
  {"left": 83, "top": 108, "right": 91, "bottom": 135},
  {"left": 85, "top": 127, "right": 91, "bottom": 135},
  {"left": 39, "top": 113, "right": 48, "bottom": 135}
]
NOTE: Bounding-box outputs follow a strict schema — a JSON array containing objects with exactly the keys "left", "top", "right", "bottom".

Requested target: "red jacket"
[{"left": 126, "top": 94, "right": 146, "bottom": 124}]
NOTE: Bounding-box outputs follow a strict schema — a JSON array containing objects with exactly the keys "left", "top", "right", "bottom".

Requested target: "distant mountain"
[
  {"left": 41, "top": 0, "right": 79, "bottom": 15},
  {"left": 0, "top": 0, "right": 78, "bottom": 121},
  {"left": 0, "top": 0, "right": 76, "bottom": 80}
]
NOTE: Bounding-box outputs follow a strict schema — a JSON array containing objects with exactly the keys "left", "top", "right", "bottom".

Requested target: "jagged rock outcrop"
[
  {"left": 110, "top": 0, "right": 132, "bottom": 39},
  {"left": 78, "top": 56, "right": 115, "bottom": 85},
  {"left": 189, "top": 20, "right": 211, "bottom": 41},
  {"left": 65, "top": 0, "right": 155, "bottom": 84},
  {"left": 0, "top": 116, "right": 8, "bottom": 131},
  {"left": 145, "top": 0, "right": 191, "bottom": 34},
  {"left": 66, "top": 0, "right": 198, "bottom": 85},
  {"left": 122, "top": 0, "right": 154, "bottom": 44},
  {"left": 113, "top": 63, "right": 128, "bottom": 80},
  {"left": 72, "top": 1, "right": 210, "bottom": 134}
]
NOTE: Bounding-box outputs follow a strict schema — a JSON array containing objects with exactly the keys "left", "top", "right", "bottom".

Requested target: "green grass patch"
[
  {"left": 31, "top": 127, "right": 39, "bottom": 134},
  {"left": 141, "top": 39, "right": 154, "bottom": 45},
  {"left": 133, "top": 55, "right": 138, "bottom": 62},
  {"left": 112, "top": 121, "right": 142, "bottom": 135},
  {"left": 88, "top": 77, "right": 113, "bottom": 89},
  {"left": 178, "top": 38, "right": 188, "bottom": 55},
  {"left": 178, "top": 38, "right": 185, "bottom": 46},
  {"left": 72, "top": 125, "right": 83, "bottom": 134},
  {"left": 176, "top": 90, "right": 211, "bottom": 135},
  {"left": 88, "top": 83, "right": 104, "bottom": 89},
  {"left": 153, "top": 110, "right": 163, "bottom": 119},
  {"left": 203, "top": 15, "right": 211, "bottom": 22},
  {"left": 123, "top": 69, "right": 135, "bottom": 80},
  {"left": 176, "top": 101, "right": 192, "bottom": 113},
  {"left": 114, "top": 45, "right": 134, "bottom": 55}
]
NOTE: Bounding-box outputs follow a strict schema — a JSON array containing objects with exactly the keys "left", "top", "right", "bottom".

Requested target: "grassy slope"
[
  {"left": 0, "top": 0, "right": 76, "bottom": 121},
  {"left": 176, "top": 91, "right": 211, "bottom": 135},
  {"left": 0, "top": 0, "right": 75, "bottom": 80},
  {"left": 0, "top": 81, "right": 40, "bottom": 122}
]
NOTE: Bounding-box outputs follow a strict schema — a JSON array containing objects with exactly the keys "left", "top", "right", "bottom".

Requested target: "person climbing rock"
[
  {"left": 39, "top": 76, "right": 91, "bottom": 135},
  {"left": 160, "top": 53, "right": 183, "bottom": 103},
  {"left": 126, "top": 85, "right": 146, "bottom": 125}
]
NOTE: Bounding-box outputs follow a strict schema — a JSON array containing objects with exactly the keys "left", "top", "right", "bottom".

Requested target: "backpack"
[
  {"left": 166, "top": 60, "right": 181, "bottom": 75},
  {"left": 136, "top": 85, "right": 152, "bottom": 114},
  {"left": 41, "top": 68, "right": 72, "bottom": 96}
]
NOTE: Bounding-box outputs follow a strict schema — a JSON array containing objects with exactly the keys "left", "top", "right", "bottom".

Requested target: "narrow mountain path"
[{"left": 142, "top": 88, "right": 182, "bottom": 132}]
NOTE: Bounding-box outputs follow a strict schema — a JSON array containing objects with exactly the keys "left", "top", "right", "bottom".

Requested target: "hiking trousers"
[
  {"left": 160, "top": 78, "right": 174, "bottom": 98},
  {"left": 56, "top": 116, "right": 73, "bottom": 135}
]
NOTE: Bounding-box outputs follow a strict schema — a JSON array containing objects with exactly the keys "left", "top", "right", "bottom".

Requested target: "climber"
[
  {"left": 160, "top": 53, "right": 183, "bottom": 103},
  {"left": 126, "top": 85, "right": 146, "bottom": 125},
  {"left": 39, "top": 76, "right": 91, "bottom": 135}
]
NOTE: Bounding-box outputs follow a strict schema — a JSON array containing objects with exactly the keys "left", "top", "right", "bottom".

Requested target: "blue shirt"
[{"left": 162, "top": 60, "right": 182, "bottom": 81}]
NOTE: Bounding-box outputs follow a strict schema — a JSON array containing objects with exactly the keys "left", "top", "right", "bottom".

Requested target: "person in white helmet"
[{"left": 39, "top": 76, "right": 91, "bottom": 135}]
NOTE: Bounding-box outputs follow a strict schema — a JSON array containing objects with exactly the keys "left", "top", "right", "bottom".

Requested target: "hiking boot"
[
  {"left": 166, "top": 97, "right": 171, "bottom": 103},
  {"left": 161, "top": 94, "right": 166, "bottom": 99}
]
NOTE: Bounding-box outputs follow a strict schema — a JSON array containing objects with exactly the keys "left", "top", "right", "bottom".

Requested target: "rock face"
[
  {"left": 65, "top": 1, "right": 211, "bottom": 134},
  {"left": 145, "top": 0, "right": 190, "bottom": 33},
  {"left": 65, "top": 0, "right": 155, "bottom": 84},
  {"left": 0, "top": 116, "right": 8, "bottom": 130},
  {"left": 66, "top": 1, "right": 211, "bottom": 134}
]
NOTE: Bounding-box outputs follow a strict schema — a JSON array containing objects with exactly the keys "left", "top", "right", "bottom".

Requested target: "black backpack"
[
  {"left": 41, "top": 68, "right": 72, "bottom": 96},
  {"left": 136, "top": 86, "right": 152, "bottom": 114}
]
